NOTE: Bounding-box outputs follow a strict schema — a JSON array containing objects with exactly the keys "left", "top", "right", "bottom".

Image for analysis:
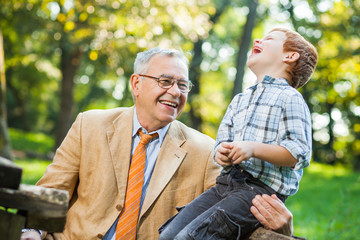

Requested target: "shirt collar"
[
  {"left": 133, "top": 108, "right": 169, "bottom": 145},
  {"left": 249, "top": 75, "right": 289, "bottom": 90}
]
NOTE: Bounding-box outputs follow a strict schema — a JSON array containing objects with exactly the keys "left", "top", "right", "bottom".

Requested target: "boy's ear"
[{"left": 283, "top": 52, "right": 300, "bottom": 63}]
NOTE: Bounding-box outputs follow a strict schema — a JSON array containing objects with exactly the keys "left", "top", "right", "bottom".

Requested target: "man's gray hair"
[{"left": 134, "top": 47, "right": 189, "bottom": 74}]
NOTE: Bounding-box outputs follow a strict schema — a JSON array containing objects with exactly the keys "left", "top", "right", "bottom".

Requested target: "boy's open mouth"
[{"left": 252, "top": 46, "right": 262, "bottom": 54}]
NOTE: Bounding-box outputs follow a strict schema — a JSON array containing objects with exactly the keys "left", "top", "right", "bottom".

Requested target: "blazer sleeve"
[{"left": 36, "top": 113, "right": 83, "bottom": 200}]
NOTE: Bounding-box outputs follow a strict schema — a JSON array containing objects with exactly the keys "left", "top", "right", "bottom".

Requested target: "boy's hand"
[
  {"left": 215, "top": 141, "right": 254, "bottom": 165},
  {"left": 228, "top": 141, "right": 254, "bottom": 164},
  {"left": 214, "top": 142, "right": 233, "bottom": 166}
]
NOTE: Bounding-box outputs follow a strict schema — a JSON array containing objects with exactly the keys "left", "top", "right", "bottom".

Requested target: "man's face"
[
  {"left": 131, "top": 54, "right": 189, "bottom": 132},
  {"left": 247, "top": 30, "right": 287, "bottom": 74}
]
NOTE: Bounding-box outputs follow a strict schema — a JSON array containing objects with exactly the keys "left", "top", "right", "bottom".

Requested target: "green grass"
[
  {"left": 10, "top": 128, "right": 53, "bottom": 184},
  {"left": 9, "top": 128, "right": 54, "bottom": 154},
  {"left": 9, "top": 128, "right": 360, "bottom": 239},
  {"left": 287, "top": 162, "right": 360, "bottom": 239},
  {"left": 14, "top": 158, "right": 50, "bottom": 185}
]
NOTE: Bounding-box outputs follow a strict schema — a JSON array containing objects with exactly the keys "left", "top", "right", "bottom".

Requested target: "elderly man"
[{"left": 21, "top": 48, "right": 292, "bottom": 240}]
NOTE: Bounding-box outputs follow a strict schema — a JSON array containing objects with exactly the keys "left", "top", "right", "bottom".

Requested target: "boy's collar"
[{"left": 249, "top": 75, "right": 289, "bottom": 89}]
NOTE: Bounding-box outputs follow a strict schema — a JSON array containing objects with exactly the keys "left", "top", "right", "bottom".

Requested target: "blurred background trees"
[{"left": 1, "top": 0, "right": 359, "bottom": 170}]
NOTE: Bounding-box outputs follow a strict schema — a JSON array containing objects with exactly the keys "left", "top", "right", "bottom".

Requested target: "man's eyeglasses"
[{"left": 138, "top": 74, "right": 193, "bottom": 93}]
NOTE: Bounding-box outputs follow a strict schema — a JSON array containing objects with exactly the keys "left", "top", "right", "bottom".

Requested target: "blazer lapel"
[
  {"left": 107, "top": 107, "right": 134, "bottom": 202},
  {"left": 140, "top": 121, "right": 186, "bottom": 217}
]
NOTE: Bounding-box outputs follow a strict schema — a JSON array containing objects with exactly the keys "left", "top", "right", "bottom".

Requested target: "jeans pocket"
[{"left": 189, "top": 208, "right": 241, "bottom": 240}]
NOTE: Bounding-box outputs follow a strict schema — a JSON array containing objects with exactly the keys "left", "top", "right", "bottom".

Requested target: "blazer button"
[
  {"left": 116, "top": 204, "right": 122, "bottom": 211},
  {"left": 97, "top": 233, "right": 104, "bottom": 239}
]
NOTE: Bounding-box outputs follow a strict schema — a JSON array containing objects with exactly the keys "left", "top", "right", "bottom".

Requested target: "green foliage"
[
  {"left": 2, "top": 0, "right": 360, "bottom": 169},
  {"left": 304, "top": 0, "right": 360, "bottom": 168}
]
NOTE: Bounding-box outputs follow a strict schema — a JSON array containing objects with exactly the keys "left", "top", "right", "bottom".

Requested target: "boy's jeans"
[{"left": 158, "top": 168, "right": 286, "bottom": 240}]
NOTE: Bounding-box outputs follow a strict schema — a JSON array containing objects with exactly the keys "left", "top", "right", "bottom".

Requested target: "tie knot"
[{"left": 138, "top": 129, "right": 158, "bottom": 145}]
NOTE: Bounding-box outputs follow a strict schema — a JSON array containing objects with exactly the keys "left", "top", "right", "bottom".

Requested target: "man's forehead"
[
  {"left": 160, "top": 73, "right": 188, "bottom": 80},
  {"left": 149, "top": 54, "right": 188, "bottom": 69}
]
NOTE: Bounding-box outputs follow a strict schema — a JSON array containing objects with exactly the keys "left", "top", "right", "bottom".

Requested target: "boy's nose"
[{"left": 254, "top": 39, "right": 261, "bottom": 44}]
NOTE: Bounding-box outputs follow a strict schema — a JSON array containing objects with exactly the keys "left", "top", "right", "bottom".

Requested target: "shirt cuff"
[{"left": 21, "top": 229, "right": 43, "bottom": 239}]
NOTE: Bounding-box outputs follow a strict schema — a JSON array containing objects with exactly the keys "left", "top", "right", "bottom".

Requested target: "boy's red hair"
[{"left": 270, "top": 28, "right": 318, "bottom": 88}]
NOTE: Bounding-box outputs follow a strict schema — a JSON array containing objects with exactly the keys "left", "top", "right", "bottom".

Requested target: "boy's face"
[{"left": 247, "top": 30, "right": 288, "bottom": 77}]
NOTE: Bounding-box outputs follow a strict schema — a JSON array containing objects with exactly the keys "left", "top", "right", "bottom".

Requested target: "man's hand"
[
  {"left": 250, "top": 194, "right": 294, "bottom": 236},
  {"left": 20, "top": 231, "right": 41, "bottom": 240}
]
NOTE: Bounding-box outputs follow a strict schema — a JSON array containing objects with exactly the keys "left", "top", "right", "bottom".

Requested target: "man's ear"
[
  {"left": 130, "top": 74, "right": 141, "bottom": 97},
  {"left": 283, "top": 52, "right": 300, "bottom": 63}
]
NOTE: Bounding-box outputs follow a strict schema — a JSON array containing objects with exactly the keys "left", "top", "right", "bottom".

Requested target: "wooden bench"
[
  {"left": 0, "top": 157, "right": 68, "bottom": 240},
  {"left": 246, "top": 227, "right": 306, "bottom": 240}
]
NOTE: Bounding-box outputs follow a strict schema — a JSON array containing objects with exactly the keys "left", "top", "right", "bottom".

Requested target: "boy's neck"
[
  {"left": 256, "top": 74, "right": 266, "bottom": 83},
  {"left": 251, "top": 61, "right": 291, "bottom": 83},
  {"left": 255, "top": 72, "right": 290, "bottom": 83}
]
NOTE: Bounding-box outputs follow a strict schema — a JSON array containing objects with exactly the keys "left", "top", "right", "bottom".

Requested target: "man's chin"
[{"left": 159, "top": 113, "right": 179, "bottom": 124}]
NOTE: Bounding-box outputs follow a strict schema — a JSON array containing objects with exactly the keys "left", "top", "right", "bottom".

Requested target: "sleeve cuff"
[{"left": 21, "top": 229, "right": 43, "bottom": 239}]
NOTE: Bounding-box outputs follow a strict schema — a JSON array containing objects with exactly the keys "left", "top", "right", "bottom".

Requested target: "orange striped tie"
[{"left": 115, "top": 129, "right": 158, "bottom": 240}]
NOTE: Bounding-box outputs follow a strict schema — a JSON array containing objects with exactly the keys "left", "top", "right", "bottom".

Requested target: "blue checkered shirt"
[{"left": 215, "top": 75, "right": 312, "bottom": 196}]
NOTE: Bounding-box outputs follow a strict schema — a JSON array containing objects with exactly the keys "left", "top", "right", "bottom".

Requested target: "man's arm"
[{"left": 250, "top": 194, "right": 293, "bottom": 236}]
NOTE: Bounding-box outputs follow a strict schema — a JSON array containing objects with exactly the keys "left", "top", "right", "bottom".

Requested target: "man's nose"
[{"left": 167, "top": 82, "right": 182, "bottom": 96}]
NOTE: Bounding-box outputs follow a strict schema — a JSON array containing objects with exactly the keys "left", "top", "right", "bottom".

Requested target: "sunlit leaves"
[
  {"left": 3, "top": 0, "right": 360, "bottom": 168},
  {"left": 304, "top": 0, "right": 360, "bottom": 167}
]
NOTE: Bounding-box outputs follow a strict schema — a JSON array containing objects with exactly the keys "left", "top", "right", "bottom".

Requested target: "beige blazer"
[{"left": 37, "top": 107, "right": 220, "bottom": 240}]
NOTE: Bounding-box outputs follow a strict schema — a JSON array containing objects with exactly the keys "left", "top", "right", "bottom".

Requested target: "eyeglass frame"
[{"left": 138, "top": 74, "right": 193, "bottom": 93}]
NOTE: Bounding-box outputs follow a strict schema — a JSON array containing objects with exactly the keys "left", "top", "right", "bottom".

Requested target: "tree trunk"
[
  {"left": 6, "top": 68, "right": 30, "bottom": 131},
  {"left": 188, "top": 40, "right": 204, "bottom": 131},
  {"left": 0, "top": 29, "right": 12, "bottom": 160},
  {"left": 54, "top": 46, "right": 82, "bottom": 149},
  {"left": 325, "top": 102, "right": 336, "bottom": 164},
  {"left": 232, "top": 0, "right": 258, "bottom": 97},
  {"left": 188, "top": 0, "right": 231, "bottom": 131}
]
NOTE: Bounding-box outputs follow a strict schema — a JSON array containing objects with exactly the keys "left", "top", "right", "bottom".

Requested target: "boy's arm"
[
  {"left": 253, "top": 142, "right": 297, "bottom": 167},
  {"left": 229, "top": 91, "right": 312, "bottom": 168},
  {"left": 278, "top": 92, "right": 312, "bottom": 170},
  {"left": 229, "top": 141, "right": 297, "bottom": 167}
]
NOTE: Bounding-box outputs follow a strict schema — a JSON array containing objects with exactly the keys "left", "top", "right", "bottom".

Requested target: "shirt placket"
[{"left": 242, "top": 84, "right": 265, "bottom": 140}]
